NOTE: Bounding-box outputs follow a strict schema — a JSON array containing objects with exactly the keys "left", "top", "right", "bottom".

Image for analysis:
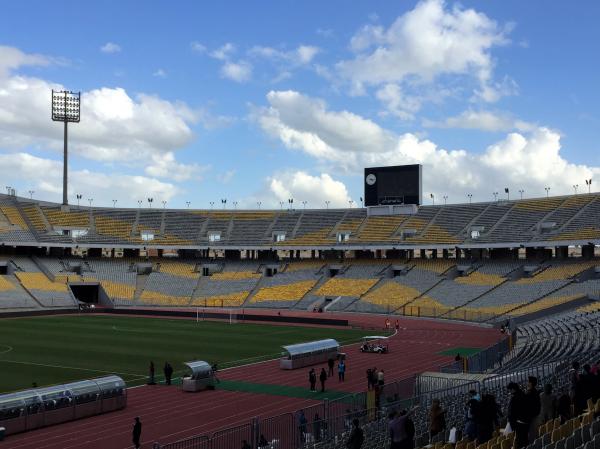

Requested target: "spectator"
[
  {"left": 298, "top": 410, "right": 307, "bottom": 442},
  {"left": 258, "top": 434, "right": 269, "bottom": 448},
  {"left": 320, "top": 368, "right": 327, "bottom": 392},
  {"left": 401, "top": 409, "right": 415, "bottom": 449},
  {"left": 309, "top": 369, "right": 317, "bottom": 392},
  {"left": 540, "top": 384, "right": 556, "bottom": 422},
  {"left": 346, "top": 418, "right": 364, "bottom": 449},
  {"left": 388, "top": 410, "right": 408, "bottom": 449},
  {"left": 377, "top": 369, "right": 385, "bottom": 387},
  {"left": 313, "top": 413, "right": 322, "bottom": 442},
  {"left": 241, "top": 440, "right": 251, "bottom": 449},
  {"left": 525, "top": 376, "right": 541, "bottom": 443},
  {"left": 464, "top": 390, "right": 480, "bottom": 441},
  {"left": 569, "top": 361, "right": 580, "bottom": 400},
  {"left": 328, "top": 357, "right": 335, "bottom": 376},
  {"left": 428, "top": 399, "right": 446, "bottom": 441},
  {"left": 132, "top": 417, "right": 142, "bottom": 449},
  {"left": 476, "top": 394, "right": 500, "bottom": 444},
  {"left": 507, "top": 382, "right": 529, "bottom": 449},
  {"left": 581, "top": 364, "right": 598, "bottom": 404},
  {"left": 557, "top": 389, "right": 572, "bottom": 423},
  {"left": 573, "top": 364, "right": 587, "bottom": 416},
  {"left": 338, "top": 360, "right": 346, "bottom": 382}
]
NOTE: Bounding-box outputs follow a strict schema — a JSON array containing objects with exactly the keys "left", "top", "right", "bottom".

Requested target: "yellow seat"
[
  {"left": 500, "top": 439, "right": 512, "bottom": 449},
  {"left": 551, "top": 429, "right": 561, "bottom": 443}
]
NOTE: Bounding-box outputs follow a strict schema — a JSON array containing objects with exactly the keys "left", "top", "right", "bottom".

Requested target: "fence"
[{"left": 438, "top": 332, "right": 513, "bottom": 374}]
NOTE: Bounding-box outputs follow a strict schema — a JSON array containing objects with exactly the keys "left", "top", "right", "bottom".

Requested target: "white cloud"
[
  {"left": 375, "top": 84, "right": 423, "bottom": 120},
  {"left": 190, "top": 41, "right": 207, "bottom": 54},
  {"left": 254, "top": 90, "right": 600, "bottom": 202},
  {"left": 316, "top": 28, "right": 334, "bottom": 38},
  {"left": 0, "top": 152, "right": 179, "bottom": 206},
  {"left": 424, "top": 109, "right": 534, "bottom": 132},
  {"left": 337, "top": 0, "right": 512, "bottom": 106},
  {"left": 100, "top": 42, "right": 121, "bottom": 54},
  {"left": 217, "top": 170, "right": 236, "bottom": 184},
  {"left": 0, "top": 45, "right": 52, "bottom": 78},
  {"left": 153, "top": 69, "right": 167, "bottom": 78},
  {"left": 268, "top": 171, "right": 352, "bottom": 208},
  {"left": 249, "top": 45, "right": 320, "bottom": 66},
  {"left": 210, "top": 43, "right": 236, "bottom": 61},
  {"left": 0, "top": 49, "right": 198, "bottom": 166},
  {"left": 144, "top": 152, "right": 207, "bottom": 182},
  {"left": 208, "top": 43, "right": 252, "bottom": 83},
  {"left": 221, "top": 61, "right": 252, "bottom": 83}
]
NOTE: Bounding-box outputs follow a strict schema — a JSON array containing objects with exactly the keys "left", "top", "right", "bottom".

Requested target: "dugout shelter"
[
  {"left": 280, "top": 338, "right": 340, "bottom": 370},
  {"left": 0, "top": 375, "right": 126, "bottom": 436}
]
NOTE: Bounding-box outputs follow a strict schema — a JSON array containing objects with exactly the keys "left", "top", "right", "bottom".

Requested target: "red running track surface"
[{"left": 3, "top": 312, "right": 501, "bottom": 449}]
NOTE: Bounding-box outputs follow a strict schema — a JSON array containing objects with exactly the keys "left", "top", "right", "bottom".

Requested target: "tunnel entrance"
[{"left": 69, "top": 283, "right": 100, "bottom": 304}]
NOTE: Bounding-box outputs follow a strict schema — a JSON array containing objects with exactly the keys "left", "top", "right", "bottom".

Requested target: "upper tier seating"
[{"left": 3, "top": 192, "right": 600, "bottom": 247}]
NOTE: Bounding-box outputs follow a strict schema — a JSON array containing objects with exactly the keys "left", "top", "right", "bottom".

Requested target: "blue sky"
[{"left": 0, "top": 0, "right": 599, "bottom": 208}]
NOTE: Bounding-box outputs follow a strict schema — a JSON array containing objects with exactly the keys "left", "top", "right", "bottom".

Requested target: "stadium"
[
  {"left": 1, "top": 187, "right": 599, "bottom": 448},
  {"left": 2, "top": 2, "right": 600, "bottom": 449}
]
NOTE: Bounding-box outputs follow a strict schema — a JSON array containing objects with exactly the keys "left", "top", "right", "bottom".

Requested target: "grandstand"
[
  {"left": 1, "top": 191, "right": 600, "bottom": 449},
  {"left": 1, "top": 190, "right": 600, "bottom": 322}
]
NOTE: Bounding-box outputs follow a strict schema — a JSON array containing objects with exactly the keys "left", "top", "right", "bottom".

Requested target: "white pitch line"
[
  {"left": 0, "top": 345, "right": 13, "bottom": 355},
  {"left": 0, "top": 359, "right": 146, "bottom": 379}
]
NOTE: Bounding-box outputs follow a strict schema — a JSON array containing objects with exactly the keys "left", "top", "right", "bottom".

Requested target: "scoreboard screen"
[{"left": 364, "top": 164, "right": 422, "bottom": 206}]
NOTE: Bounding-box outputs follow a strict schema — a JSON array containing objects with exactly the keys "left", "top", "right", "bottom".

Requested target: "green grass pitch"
[{"left": 0, "top": 315, "right": 369, "bottom": 393}]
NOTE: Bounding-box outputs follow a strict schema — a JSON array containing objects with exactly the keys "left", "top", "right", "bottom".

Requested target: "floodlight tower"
[{"left": 51, "top": 90, "right": 81, "bottom": 206}]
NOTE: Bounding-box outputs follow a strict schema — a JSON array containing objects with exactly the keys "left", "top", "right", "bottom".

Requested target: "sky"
[{"left": 0, "top": 0, "right": 599, "bottom": 209}]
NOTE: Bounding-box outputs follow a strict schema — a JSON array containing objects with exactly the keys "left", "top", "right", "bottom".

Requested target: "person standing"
[
  {"left": 388, "top": 410, "right": 408, "bottom": 449},
  {"left": 298, "top": 410, "right": 308, "bottom": 443},
  {"left": 525, "top": 376, "right": 541, "bottom": 444},
  {"left": 507, "top": 382, "right": 529, "bottom": 449},
  {"left": 164, "top": 362, "right": 173, "bottom": 385},
  {"left": 338, "top": 360, "right": 346, "bottom": 382},
  {"left": 132, "top": 417, "right": 142, "bottom": 449},
  {"left": 328, "top": 357, "right": 335, "bottom": 377},
  {"left": 377, "top": 369, "right": 385, "bottom": 388},
  {"left": 540, "top": 384, "right": 556, "bottom": 422},
  {"left": 313, "top": 413, "right": 322, "bottom": 442},
  {"left": 320, "top": 368, "right": 327, "bottom": 392},
  {"left": 395, "top": 319, "right": 400, "bottom": 331},
  {"left": 429, "top": 399, "right": 446, "bottom": 441},
  {"left": 309, "top": 369, "right": 317, "bottom": 392},
  {"left": 148, "top": 361, "right": 155, "bottom": 385},
  {"left": 346, "top": 418, "right": 364, "bottom": 449},
  {"left": 366, "top": 368, "right": 372, "bottom": 390}
]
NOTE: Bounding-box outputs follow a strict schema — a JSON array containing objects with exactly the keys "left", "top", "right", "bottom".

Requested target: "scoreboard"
[{"left": 364, "top": 164, "right": 422, "bottom": 206}]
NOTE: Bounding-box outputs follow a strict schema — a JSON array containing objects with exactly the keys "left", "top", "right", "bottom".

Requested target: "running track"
[{"left": 3, "top": 312, "right": 501, "bottom": 449}]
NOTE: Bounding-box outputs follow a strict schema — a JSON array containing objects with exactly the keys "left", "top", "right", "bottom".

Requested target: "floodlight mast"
[{"left": 51, "top": 90, "right": 81, "bottom": 206}]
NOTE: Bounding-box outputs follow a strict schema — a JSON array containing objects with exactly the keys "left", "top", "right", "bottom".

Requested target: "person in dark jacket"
[
  {"left": 525, "top": 376, "right": 541, "bottom": 443},
  {"left": 557, "top": 388, "right": 572, "bottom": 423},
  {"left": 540, "top": 384, "right": 556, "bottom": 422},
  {"left": 132, "top": 417, "right": 142, "bottom": 449},
  {"left": 148, "top": 361, "right": 155, "bottom": 385},
  {"left": 429, "top": 399, "right": 446, "bottom": 441},
  {"left": 476, "top": 394, "right": 501, "bottom": 444},
  {"left": 464, "top": 390, "right": 480, "bottom": 441},
  {"left": 320, "top": 368, "right": 327, "bottom": 392},
  {"left": 328, "top": 357, "right": 335, "bottom": 376},
  {"left": 164, "top": 362, "right": 173, "bottom": 385},
  {"left": 346, "top": 418, "right": 364, "bottom": 449},
  {"left": 313, "top": 413, "right": 322, "bottom": 442},
  {"left": 309, "top": 369, "right": 317, "bottom": 392},
  {"left": 508, "top": 382, "right": 530, "bottom": 449}
]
